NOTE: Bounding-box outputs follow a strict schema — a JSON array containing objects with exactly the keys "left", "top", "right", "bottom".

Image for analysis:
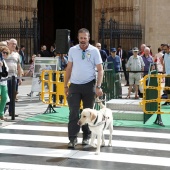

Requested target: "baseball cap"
[{"left": 110, "top": 48, "right": 117, "bottom": 52}]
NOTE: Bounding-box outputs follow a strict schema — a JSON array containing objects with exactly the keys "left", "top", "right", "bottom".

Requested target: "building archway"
[{"left": 37, "top": 0, "right": 92, "bottom": 50}]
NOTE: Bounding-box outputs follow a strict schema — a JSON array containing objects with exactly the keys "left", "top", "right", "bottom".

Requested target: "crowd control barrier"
[
  {"left": 40, "top": 70, "right": 68, "bottom": 109},
  {"left": 140, "top": 74, "right": 170, "bottom": 115}
]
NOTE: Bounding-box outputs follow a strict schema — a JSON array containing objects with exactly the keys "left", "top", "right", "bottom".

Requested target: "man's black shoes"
[
  {"left": 68, "top": 138, "right": 77, "bottom": 148},
  {"left": 82, "top": 138, "right": 89, "bottom": 145}
]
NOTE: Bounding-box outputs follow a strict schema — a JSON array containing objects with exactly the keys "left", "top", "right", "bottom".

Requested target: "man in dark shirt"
[
  {"left": 96, "top": 43, "right": 108, "bottom": 62},
  {"left": 116, "top": 45, "right": 129, "bottom": 86}
]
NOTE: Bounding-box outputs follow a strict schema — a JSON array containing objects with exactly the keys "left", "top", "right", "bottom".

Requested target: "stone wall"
[
  {"left": 93, "top": 0, "right": 170, "bottom": 54},
  {"left": 140, "top": 0, "right": 170, "bottom": 54},
  {"left": 0, "top": 0, "right": 169, "bottom": 54},
  {"left": 0, "top": 0, "right": 37, "bottom": 23},
  {"left": 92, "top": 0, "right": 135, "bottom": 43}
]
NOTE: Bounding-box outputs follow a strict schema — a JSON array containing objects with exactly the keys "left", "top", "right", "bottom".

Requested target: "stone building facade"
[{"left": 0, "top": 0, "right": 170, "bottom": 54}]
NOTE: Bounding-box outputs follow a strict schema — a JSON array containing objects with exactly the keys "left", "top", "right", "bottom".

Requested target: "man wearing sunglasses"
[{"left": 64, "top": 28, "right": 103, "bottom": 148}]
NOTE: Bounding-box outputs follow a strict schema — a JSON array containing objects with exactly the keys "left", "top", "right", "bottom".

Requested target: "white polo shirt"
[{"left": 68, "top": 44, "right": 102, "bottom": 84}]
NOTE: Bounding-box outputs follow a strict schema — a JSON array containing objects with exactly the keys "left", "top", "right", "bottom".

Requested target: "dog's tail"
[{"left": 95, "top": 97, "right": 106, "bottom": 109}]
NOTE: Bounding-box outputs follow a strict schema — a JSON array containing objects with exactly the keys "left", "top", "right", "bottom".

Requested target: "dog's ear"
[{"left": 90, "top": 112, "right": 96, "bottom": 121}]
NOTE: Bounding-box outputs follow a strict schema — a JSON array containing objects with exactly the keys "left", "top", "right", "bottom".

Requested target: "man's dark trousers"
[{"left": 67, "top": 80, "right": 95, "bottom": 140}]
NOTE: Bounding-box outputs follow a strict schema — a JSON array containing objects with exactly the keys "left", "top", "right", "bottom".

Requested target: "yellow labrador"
[{"left": 78, "top": 102, "right": 113, "bottom": 155}]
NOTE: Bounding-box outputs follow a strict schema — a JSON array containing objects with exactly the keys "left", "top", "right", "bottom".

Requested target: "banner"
[
  {"left": 31, "top": 57, "right": 58, "bottom": 92},
  {"left": 34, "top": 57, "right": 58, "bottom": 77}
]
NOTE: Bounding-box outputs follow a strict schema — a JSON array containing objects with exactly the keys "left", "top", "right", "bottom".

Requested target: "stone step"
[
  {"left": 112, "top": 110, "right": 143, "bottom": 121},
  {"left": 106, "top": 99, "right": 142, "bottom": 112}
]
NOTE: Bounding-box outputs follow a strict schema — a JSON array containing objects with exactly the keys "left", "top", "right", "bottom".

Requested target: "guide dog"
[{"left": 78, "top": 100, "right": 113, "bottom": 155}]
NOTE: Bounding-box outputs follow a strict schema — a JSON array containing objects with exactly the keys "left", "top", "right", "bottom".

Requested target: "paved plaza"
[{"left": 0, "top": 78, "right": 170, "bottom": 170}]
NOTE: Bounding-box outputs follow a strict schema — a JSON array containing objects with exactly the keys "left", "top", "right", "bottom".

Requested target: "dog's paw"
[
  {"left": 101, "top": 142, "right": 105, "bottom": 147},
  {"left": 108, "top": 143, "right": 112, "bottom": 147},
  {"left": 95, "top": 151, "right": 100, "bottom": 155},
  {"left": 90, "top": 143, "right": 97, "bottom": 148}
]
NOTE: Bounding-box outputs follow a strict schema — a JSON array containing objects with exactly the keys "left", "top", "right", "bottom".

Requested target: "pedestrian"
[
  {"left": 107, "top": 47, "right": 122, "bottom": 98},
  {"left": 116, "top": 45, "right": 129, "bottom": 86},
  {"left": 5, "top": 39, "right": 22, "bottom": 117},
  {"left": 25, "top": 54, "right": 36, "bottom": 77},
  {"left": 96, "top": 42, "right": 108, "bottom": 62},
  {"left": 64, "top": 28, "right": 103, "bottom": 148},
  {"left": 162, "top": 44, "right": 170, "bottom": 105},
  {"left": 19, "top": 45, "right": 25, "bottom": 65},
  {"left": 0, "top": 46, "right": 9, "bottom": 120},
  {"left": 126, "top": 47, "right": 145, "bottom": 99}
]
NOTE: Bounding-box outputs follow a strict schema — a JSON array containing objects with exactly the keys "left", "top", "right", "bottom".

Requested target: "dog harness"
[{"left": 89, "top": 115, "right": 107, "bottom": 130}]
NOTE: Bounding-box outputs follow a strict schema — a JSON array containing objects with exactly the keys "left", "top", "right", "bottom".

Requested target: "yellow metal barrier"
[
  {"left": 140, "top": 74, "right": 170, "bottom": 114},
  {"left": 40, "top": 70, "right": 85, "bottom": 110},
  {"left": 40, "top": 70, "right": 68, "bottom": 106}
]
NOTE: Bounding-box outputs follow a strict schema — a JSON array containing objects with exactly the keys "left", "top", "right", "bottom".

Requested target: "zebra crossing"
[{"left": 0, "top": 122, "right": 170, "bottom": 170}]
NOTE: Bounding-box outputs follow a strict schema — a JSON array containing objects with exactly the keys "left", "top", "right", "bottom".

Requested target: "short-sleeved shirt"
[
  {"left": 107, "top": 55, "right": 121, "bottom": 72},
  {"left": 141, "top": 55, "right": 153, "bottom": 75},
  {"left": 68, "top": 44, "right": 102, "bottom": 84},
  {"left": 126, "top": 55, "right": 145, "bottom": 71},
  {"left": 4, "top": 52, "right": 20, "bottom": 77},
  {"left": 164, "top": 53, "right": 170, "bottom": 74}
]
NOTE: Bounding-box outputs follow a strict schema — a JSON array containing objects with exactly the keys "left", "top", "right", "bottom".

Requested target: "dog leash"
[{"left": 93, "top": 93, "right": 106, "bottom": 109}]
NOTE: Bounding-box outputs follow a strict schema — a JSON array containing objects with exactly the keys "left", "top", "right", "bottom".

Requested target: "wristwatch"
[{"left": 96, "top": 85, "right": 101, "bottom": 89}]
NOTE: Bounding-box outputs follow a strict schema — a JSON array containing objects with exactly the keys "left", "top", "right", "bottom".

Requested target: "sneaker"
[
  {"left": 124, "top": 84, "right": 129, "bottom": 86},
  {"left": 68, "top": 138, "right": 77, "bottom": 148},
  {"left": 82, "top": 138, "right": 89, "bottom": 145}
]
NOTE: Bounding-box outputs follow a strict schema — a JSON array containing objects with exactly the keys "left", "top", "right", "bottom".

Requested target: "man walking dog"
[{"left": 64, "top": 28, "right": 103, "bottom": 148}]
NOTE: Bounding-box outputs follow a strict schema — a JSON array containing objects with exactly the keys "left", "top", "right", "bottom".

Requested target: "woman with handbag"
[{"left": 0, "top": 46, "right": 9, "bottom": 121}]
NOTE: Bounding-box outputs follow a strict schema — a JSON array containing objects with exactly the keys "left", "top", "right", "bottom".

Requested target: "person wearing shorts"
[{"left": 126, "top": 47, "right": 145, "bottom": 99}]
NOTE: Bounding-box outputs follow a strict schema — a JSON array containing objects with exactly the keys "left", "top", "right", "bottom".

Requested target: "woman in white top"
[
  {"left": 0, "top": 46, "right": 9, "bottom": 120},
  {"left": 153, "top": 47, "right": 163, "bottom": 72}
]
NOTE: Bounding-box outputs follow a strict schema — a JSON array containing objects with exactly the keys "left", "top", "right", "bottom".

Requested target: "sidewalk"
[
  {"left": 0, "top": 77, "right": 48, "bottom": 127},
  {"left": 0, "top": 77, "right": 130, "bottom": 127}
]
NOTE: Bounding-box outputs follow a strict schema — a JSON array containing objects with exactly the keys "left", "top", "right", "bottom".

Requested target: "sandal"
[
  {"left": 125, "top": 96, "right": 130, "bottom": 99},
  {"left": 135, "top": 95, "right": 139, "bottom": 99},
  {"left": 0, "top": 116, "right": 7, "bottom": 121}
]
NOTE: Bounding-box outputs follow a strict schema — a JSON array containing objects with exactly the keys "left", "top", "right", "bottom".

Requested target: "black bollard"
[{"left": 11, "top": 76, "right": 16, "bottom": 120}]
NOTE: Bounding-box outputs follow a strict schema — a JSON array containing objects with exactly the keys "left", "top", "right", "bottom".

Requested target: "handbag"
[{"left": 1, "top": 61, "right": 8, "bottom": 78}]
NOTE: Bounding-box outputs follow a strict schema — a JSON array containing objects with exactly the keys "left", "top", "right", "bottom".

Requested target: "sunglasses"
[
  {"left": 2, "top": 51, "right": 9, "bottom": 55},
  {"left": 82, "top": 50, "right": 85, "bottom": 60}
]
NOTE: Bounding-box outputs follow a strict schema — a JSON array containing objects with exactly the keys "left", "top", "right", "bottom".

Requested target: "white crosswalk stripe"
[{"left": 0, "top": 123, "right": 170, "bottom": 170}]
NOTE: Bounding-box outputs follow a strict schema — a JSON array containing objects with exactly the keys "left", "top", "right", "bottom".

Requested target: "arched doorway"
[{"left": 37, "top": 0, "right": 92, "bottom": 50}]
